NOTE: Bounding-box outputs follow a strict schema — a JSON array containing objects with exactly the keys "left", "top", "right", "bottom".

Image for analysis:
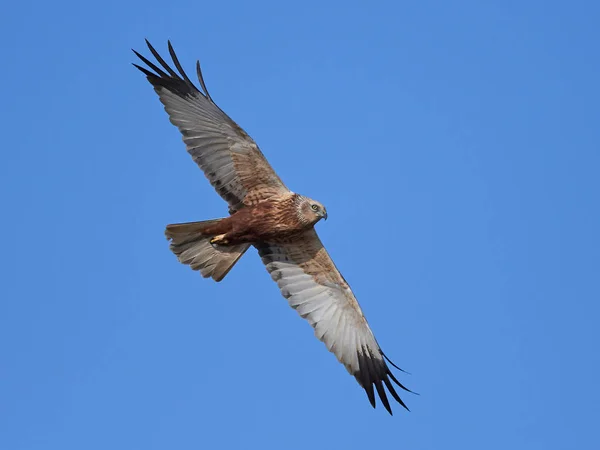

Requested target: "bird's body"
[
  {"left": 134, "top": 40, "right": 414, "bottom": 414},
  {"left": 185, "top": 193, "right": 326, "bottom": 245}
]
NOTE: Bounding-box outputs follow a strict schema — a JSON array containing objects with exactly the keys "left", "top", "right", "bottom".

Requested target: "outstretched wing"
[
  {"left": 255, "top": 230, "right": 412, "bottom": 414},
  {"left": 133, "top": 40, "right": 290, "bottom": 212}
]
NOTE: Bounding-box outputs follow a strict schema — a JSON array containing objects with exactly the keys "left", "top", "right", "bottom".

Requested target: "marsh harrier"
[{"left": 133, "top": 41, "right": 413, "bottom": 414}]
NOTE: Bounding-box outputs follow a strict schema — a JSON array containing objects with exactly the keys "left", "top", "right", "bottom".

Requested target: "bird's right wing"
[
  {"left": 133, "top": 40, "right": 290, "bottom": 212},
  {"left": 256, "top": 229, "right": 412, "bottom": 415}
]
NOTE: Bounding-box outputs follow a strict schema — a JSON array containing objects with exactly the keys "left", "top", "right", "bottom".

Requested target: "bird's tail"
[{"left": 165, "top": 219, "right": 250, "bottom": 282}]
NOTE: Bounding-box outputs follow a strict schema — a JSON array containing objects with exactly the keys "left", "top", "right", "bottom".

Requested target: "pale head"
[{"left": 296, "top": 195, "right": 328, "bottom": 225}]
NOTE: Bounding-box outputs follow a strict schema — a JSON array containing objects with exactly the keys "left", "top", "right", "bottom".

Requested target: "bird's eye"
[{"left": 311, "top": 204, "right": 319, "bottom": 211}]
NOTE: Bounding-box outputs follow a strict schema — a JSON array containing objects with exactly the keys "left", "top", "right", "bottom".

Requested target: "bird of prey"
[{"left": 133, "top": 40, "right": 413, "bottom": 414}]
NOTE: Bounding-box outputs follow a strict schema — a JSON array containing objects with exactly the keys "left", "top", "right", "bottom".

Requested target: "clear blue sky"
[{"left": 1, "top": 1, "right": 599, "bottom": 449}]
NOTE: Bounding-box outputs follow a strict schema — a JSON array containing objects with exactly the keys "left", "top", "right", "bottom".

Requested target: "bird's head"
[{"left": 297, "top": 196, "right": 328, "bottom": 225}]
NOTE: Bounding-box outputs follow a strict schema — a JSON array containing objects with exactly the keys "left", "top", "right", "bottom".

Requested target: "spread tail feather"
[{"left": 165, "top": 219, "right": 249, "bottom": 282}]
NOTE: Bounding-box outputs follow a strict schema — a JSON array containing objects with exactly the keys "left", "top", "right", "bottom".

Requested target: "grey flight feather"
[
  {"left": 133, "top": 40, "right": 289, "bottom": 212},
  {"left": 255, "top": 229, "right": 412, "bottom": 414}
]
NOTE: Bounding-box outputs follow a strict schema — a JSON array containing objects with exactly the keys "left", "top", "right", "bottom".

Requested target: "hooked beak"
[{"left": 321, "top": 210, "right": 328, "bottom": 221}]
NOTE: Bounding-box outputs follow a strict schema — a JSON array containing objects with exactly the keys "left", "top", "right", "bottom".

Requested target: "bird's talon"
[{"left": 210, "top": 234, "right": 228, "bottom": 246}]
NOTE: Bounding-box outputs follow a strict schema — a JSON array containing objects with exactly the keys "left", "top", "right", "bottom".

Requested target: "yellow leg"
[{"left": 210, "top": 234, "right": 229, "bottom": 246}]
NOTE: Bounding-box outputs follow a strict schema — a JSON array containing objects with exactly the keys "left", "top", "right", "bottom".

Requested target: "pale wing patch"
[{"left": 256, "top": 230, "right": 411, "bottom": 414}]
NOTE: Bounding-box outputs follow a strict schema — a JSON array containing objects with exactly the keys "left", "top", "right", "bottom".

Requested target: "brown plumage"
[{"left": 134, "top": 40, "right": 414, "bottom": 414}]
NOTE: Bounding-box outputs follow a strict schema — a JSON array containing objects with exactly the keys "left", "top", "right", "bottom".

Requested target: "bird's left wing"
[{"left": 255, "top": 229, "right": 412, "bottom": 414}]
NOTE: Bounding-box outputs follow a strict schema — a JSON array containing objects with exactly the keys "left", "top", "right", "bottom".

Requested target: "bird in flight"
[{"left": 133, "top": 40, "right": 413, "bottom": 414}]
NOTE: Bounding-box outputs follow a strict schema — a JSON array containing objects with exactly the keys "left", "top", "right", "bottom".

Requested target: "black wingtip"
[
  {"left": 374, "top": 379, "right": 393, "bottom": 415},
  {"left": 133, "top": 40, "right": 207, "bottom": 100},
  {"left": 364, "top": 383, "right": 376, "bottom": 409},
  {"left": 196, "top": 60, "right": 213, "bottom": 101},
  {"left": 387, "top": 369, "right": 418, "bottom": 395},
  {"left": 145, "top": 40, "right": 179, "bottom": 78},
  {"left": 382, "top": 350, "right": 411, "bottom": 374},
  {"left": 131, "top": 63, "right": 152, "bottom": 77},
  {"left": 144, "top": 38, "right": 154, "bottom": 52},
  {"left": 355, "top": 343, "right": 418, "bottom": 414},
  {"left": 167, "top": 41, "right": 196, "bottom": 88},
  {"left": 383, "top": 376, "right": 410, "bottom": 411},
  {"left": 132, "top": 49, "right": 170, "bottom": 79}
]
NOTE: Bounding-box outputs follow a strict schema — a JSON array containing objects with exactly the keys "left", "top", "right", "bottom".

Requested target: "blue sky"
[{"left": 1, "top": 0, "right": 599, "bottom": 448}]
